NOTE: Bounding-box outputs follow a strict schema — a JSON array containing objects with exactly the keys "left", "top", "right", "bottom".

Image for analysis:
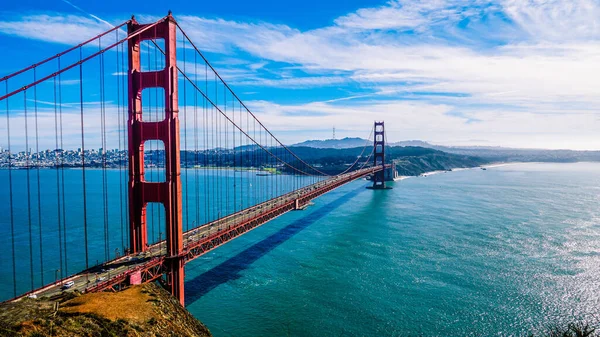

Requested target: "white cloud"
[
  {"left": 502, "top": 0, "right": 600, "bottom": 41},
  {"left": 245, "top": 99, "right": 600, "bottom": 150},
  {"left": 231, "top": 75, "right": 349, "bottom": 88},
  {"left": 0, "top": 14, "right": 110, "bottom": 46},
  {"left": 1, "top": 1, "right": 600, "bottom": 149},
  {"left": 175, "top": 15, "right": 296, "bottom": 54}
]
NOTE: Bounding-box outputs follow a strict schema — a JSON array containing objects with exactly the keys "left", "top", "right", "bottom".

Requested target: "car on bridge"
[{"left": 61, "top": 280, "right": 75, "bottom": 290}]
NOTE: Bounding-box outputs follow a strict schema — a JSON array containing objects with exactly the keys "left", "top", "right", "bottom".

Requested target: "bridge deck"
[{"left": 15, "top": 166, "right": 383, "bottom": 301}]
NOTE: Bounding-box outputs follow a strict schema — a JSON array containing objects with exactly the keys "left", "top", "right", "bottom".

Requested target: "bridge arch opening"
[
  {"left": 143, "top": 140, "right": 166, "bottom": 182},
  {"left": 141, "top": 87, "right": 166, "bottom": 122}
]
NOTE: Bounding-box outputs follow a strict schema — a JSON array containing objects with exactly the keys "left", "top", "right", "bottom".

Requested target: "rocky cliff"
[{"left": 0, "top": 283, "right": 211, "bottom": 337}]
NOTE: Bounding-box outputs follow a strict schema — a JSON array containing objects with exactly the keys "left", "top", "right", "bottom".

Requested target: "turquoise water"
[
  {"left": 0, "top": 167, "right": 318, "bottom": 299},
  {"left": 183, "top": 163, "right": 600, "bottom": 336},
  {"left": 1, "top": 162, "right": 599, "bottom": 335}
]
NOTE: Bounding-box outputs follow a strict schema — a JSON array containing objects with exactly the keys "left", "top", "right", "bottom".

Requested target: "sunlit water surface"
[{"left": 184, "top": 163, "right": 600, "bottom": 336}]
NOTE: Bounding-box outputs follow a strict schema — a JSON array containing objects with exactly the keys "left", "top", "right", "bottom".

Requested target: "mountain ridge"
[{"left": 291, "top": 138, "right": 600, "bottom": 162}]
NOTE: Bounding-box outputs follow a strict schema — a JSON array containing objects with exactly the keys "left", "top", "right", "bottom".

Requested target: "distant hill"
[
  {"left": 292, "top": 137, "right": 600, "bottom": 163},
  {"left": 390, "top": 140, "right": 434, "bottom": 148},
  {"left": 287, "top": 145, "right": 486, "bottom": 176},
  {"left": 426, "top": 145, "right": 600, "bottom": 163},
  {"left": 292, "top": 137, "right": 370, "bottom": 149},
  {"left": 292, "top": 138, "right": 437, "bottom": 149}
]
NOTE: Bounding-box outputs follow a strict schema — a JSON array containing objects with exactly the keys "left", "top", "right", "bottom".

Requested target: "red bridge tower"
[
  {"left": 127, "top": 14, "right": 185, "bottom": 304},
  {"left": 371, "top": 121, "right": 388, "bottom": 189}
]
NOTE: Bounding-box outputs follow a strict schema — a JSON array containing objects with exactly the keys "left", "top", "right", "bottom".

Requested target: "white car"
[{"left": 61, "top": 280, "right": 75, "bottom": 290}]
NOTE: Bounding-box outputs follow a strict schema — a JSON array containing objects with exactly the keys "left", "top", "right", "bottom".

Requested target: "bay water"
[
  {"left": 184, "top": 163, "right": 600, "bottom": 336},
  {"left": 1, "top": 162, "right": 600, "bottom": 336}
]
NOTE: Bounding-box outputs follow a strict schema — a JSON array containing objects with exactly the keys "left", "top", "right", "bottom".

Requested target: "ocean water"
[
  {"left": 183, "top": 163, "right": 600, "bottom": 336},
  {"left": 1, "top": 163, "right": 600, "bottom": 336},
  {"left": 0, "top": 167, "right": 319, "bottom": 300}
]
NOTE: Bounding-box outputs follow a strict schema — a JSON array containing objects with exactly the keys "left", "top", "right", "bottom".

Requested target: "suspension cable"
[
  {"left": 151, "top": 31, "right": 331, "bottom": 177},
  {"left": 0, "top": 17, "right": 167, "bottom": 102},
  {"left": 0, "top": 21, "right": 130, "bottom": 83}
]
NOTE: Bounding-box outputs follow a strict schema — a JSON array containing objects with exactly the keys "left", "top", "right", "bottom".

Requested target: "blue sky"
[{"left": 1, "top": 0, "right": 600, "bottom": 150}]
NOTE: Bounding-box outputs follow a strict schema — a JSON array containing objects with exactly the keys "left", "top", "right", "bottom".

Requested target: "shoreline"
[
  {"left": 395, "top": 162, "right": 524, "bottom": 181},
  {"left": 1, "top": 161, "right": 596, "bottom": 172}
]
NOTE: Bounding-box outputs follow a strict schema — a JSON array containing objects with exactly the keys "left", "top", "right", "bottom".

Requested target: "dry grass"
[
  {"left": 59, "top": 286, "right": 156, "bottom": 323},
  {"left": 0, "top": 283, "right": 212, "bottom": 337}
]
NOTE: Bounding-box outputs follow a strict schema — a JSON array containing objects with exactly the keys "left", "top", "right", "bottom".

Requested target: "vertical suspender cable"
[
  {"left": 183, "top": 34, "right": 189, "bottom": 231},
  {"left": 214, "top": 73, "right": 218, "bottom": 221},
  {"left": 194, "top": 51, "right": 199, "bottom": 229},
  {"left": 116, "top": 29, "right": 125, "bottom": 254},
  {"left": 203, "top": 60, "right": 208, "bottom": 226},
  {"left": 79, "top": 46, "right": 90, "bottom": 271},
  {"left": 33, "top": 67, "right": 44, "bottom": 285},
  {"left": 155, "top": 36, "right": 161, "bottom": 244},
  {"left": 147, "top": 39, "right": 154, "bottom": 244},
  {"left": 239, "top": 104, "right": 241, "bottom": 210},
  {"left": 215, "top": 73, "right": 220, "bottom": 221},
  {"left": 6, "top": 80, "right": 17, "bottom": 297},
  {"left": 238, "top": 102, "right": 241, "bottom": 212},
  {"left": 121, "top": 38, "right": 129, "bottom": 250},
  {"left": 24, "top": 90, "right": 34, "bottom": 291},
  {"left": 271, "top": 137, "right": 274, "bottom": 200},
  {"left": 53, "top": 75, "right": 64, "bottom": 282},
  {"left": 225, "top": 85, "right": 229, "bottom": 217},
  {"left": 100, "top": 38, "right": 109, "bottom": 262},
  {"left": 193, "top": 52, "right": 198, "bottom": 228},
  {"left": 59, "top": 57, "right": 68, "bottom": 277},
  {"left": 233, "top": 91, "right": 236, "bottom": 215},
  {"left": 252, "top": 118, "right": 255, "bottom": 205},
  {"left": 225, "top": 86, "right": 228, "bottom": 216}
]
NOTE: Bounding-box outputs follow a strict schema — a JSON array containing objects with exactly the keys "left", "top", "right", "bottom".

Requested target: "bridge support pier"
[
  {"left": 128, "top": 14, "right": 185, "bottom": 305},
  {"left": 369, "top": 121, "right": 392, "bottom": 190}
]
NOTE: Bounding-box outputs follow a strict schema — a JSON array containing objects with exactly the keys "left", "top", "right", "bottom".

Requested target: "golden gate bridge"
[{"left": 0, "top": 13, "right": 390, "bottom": 305}]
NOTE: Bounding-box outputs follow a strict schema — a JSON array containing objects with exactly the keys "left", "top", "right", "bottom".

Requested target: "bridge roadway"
[{"left": 15, "top": 166, "right": 384, "bottom": 301}]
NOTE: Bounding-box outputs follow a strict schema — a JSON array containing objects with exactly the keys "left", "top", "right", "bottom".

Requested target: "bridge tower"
[
  {"left": 372, "top": 121, "right": 387, "bottom": 189},
  {"left": 127, "top": 14, "right": 185, "bottom": 304}
]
